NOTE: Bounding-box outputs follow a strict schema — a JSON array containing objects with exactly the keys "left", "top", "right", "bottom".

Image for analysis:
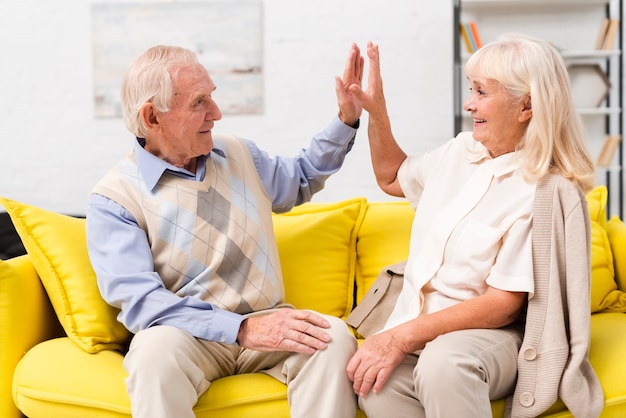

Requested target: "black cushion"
[{"left": 0, "top": 212, "right": 26, "bottom": 260}]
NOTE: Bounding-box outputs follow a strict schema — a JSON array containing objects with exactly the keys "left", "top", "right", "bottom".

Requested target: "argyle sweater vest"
[{"left": 92, "top": 134, "right": 284, "bottom": 314}]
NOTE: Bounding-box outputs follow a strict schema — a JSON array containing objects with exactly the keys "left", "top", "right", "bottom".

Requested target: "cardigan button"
[
  {"left": 523, "top": 347, "right": 537, "bottom": 361},
  {"left": 520, "top": 392, "right": 535, "bottom": 407}
]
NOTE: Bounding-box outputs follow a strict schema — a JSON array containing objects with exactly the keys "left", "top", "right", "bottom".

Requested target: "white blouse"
[{"left": 383, "top": 132, "right": 535, "bottom": 331}]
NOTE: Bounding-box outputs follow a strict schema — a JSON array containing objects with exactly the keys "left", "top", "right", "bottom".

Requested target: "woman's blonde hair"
[
  {"left": 464, "top": 33, "right": 595, "bottom": 192},
  {"left": 120, "top": 45, "right": 198, "bottom": 139}
]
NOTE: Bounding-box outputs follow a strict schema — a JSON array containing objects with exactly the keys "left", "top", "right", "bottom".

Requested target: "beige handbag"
[{"left": 346, "top": 261, "right": 406, "bottom": 338}]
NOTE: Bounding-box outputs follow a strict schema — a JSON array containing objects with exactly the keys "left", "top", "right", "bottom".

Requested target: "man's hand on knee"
[{"left": 236, "top": 309, "right": 331, "bottom": 354}]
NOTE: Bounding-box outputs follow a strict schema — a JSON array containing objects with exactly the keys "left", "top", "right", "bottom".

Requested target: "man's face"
[{"left": 147, "top": 63, "right": 222, "bottom": 168}]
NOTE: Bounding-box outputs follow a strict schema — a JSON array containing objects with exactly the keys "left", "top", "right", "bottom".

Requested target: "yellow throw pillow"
[
  {"left": 355, "top": 201, "right": 414, "bottom": 303},
  {"left": 0, "top": 197, "right": 131, "bottom": 353},
  {"left": 590, "top": 218, "right": 626, "bottom": 313},
  {"left": 605, "top": 215, "right": 626, "bottom": 292},
  {"left": 272, "top": 198, "right": 366, "bottom": 320},
  {"left": 584, "top": 186, "right": 626, "bottom": 313},
  {"left": 586, "top": 185, "right": 608, "bottom": 228}
]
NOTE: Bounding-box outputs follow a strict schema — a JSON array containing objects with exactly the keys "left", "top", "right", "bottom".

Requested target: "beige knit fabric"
[
  {"left": 507, "top": 173, "right": 603, "bottom": 417},
  {"left": 93, "top": 134, "right": 284, "bottom": 314}
]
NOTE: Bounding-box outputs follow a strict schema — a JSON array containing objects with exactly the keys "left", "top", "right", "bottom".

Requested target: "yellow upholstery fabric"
[
  {"left": 587, "top": 185, "right": 608, "bottom": 227},
  {"left": 355, "top": 201, "right": 414, "bottom": 303},
  {"left": 13, "top": 337, "right": 291, "bottom": 418},
  {"left": 584, "top": 189, "right": 626, "bottom": 313},
  {"left": 13, "top": 338, "right": 130, "bottom": 418},
  {"left": 0, "top": 198, "right": 131, "bottom": 353},
  {"left": 589, "top": 219, "right": 626, "bottom": 312},
  {"left": 1, "top": 255, "right": 64, "bottom": 418},
  {"left": 0, "top": 259, "right": 24, "bottom": 418},
  {"left": 605, "top": 216, "right": 626, "bottom": 292},
  {"left": 194, "top": 374, "right": 288, "bottom": 417},
  {"left": 4, "top": 199, "right": 626, "bottom": 417},
  {"left": 588, "top": 313, "right": 626, "bottom": 407},
  {"left": 272, "top": 198, "right": 366, "bottom": 320}
]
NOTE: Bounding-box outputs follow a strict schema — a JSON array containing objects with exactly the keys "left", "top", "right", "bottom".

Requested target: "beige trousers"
[
  {"left": 124, "top": 313, "right": 357, "bottom": 418},
  {"left": 359, "top": 325, "right": 523, "bottom": 418}
]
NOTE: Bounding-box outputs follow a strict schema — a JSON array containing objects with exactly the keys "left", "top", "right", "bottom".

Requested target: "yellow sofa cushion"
[
  {"left": 605, "top": 215, "right": 626, "bottom": 292},
  {"left": 0, "top": 256, "right": 64, "bottom": 418},
  {"left": 587, "top": 185, "right": 608, "bottom": 227},
  {"left": 589, "top": 218, "right": 626, "bottom": 312},
  {"left": 585, "top": 187, "right": 626, "bottom": 313},
  {"left": 588, "top": 313, "right": 626, "bottom": 407},
  {"left": 13, "top": 337, "right": 291, "bottom": 418},
  {"left": 354, "top": 201, "right": 414, "bottom": 303},
  {"left": 13, "top": 338, "right": 130, "bottom": 417},
  {"left": 272, "top": 198, "right": 366, "bottom": 319},
  {"left": 0, "top": 197, "right": 131, "bottom": 353}
]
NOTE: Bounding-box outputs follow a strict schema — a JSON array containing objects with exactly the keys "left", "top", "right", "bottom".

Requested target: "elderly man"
[{"left": 86, "top": 44, "right": 363, "bottom": 418}]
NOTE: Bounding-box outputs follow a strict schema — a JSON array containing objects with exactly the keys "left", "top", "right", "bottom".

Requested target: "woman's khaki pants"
[{"left": 359, "top": 325, "right": 523, "bottom": 418}]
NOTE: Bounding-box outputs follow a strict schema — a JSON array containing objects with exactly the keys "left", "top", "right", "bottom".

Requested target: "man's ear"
[
  {"left": 519, "top": 95, "right": 532, "bottom": 122},
  {"left": 139, "top": 102, "right": 160, "bottom": 133}
]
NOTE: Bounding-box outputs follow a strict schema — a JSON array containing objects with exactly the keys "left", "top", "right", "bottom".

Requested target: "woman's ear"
[
  {"left": 139, "top": 102, "right": 160, "bottom": 133},
  {"left": 519, "top": 95, "right": 532, "bottom": 122}
]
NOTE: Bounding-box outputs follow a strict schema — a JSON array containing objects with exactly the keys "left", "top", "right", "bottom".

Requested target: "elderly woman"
[{"left": 346, "top": 34, "right": 603, "bottom": 417}]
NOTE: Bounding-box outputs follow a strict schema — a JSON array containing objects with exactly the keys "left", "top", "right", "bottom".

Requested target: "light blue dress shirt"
[{"left": 86, "top": 116, "right": 357, "bottom": 344}]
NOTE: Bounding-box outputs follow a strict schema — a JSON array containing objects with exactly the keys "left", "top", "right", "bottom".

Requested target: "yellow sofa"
[{"left": 2, "top": 188, "right": 626, "bottom": 418}]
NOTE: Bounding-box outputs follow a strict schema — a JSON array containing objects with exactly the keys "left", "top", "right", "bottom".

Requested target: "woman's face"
[{"left": 463, "top": 76, "right": 531, "bottom": 158}]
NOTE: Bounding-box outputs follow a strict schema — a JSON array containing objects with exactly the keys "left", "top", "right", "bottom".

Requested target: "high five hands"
[
  {"left": 336, "top": 43, "right": 364, "bottom": 127},
  {"left": 344, "top": 41, "right": 388, "bottom": 121}
]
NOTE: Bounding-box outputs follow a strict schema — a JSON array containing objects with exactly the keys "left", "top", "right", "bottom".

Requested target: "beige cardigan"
[{"left": 507, "top": 174, "right": 604, "bottom": 417}]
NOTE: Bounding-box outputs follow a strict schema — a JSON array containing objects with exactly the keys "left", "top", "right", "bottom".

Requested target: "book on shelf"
[
  {"left": 595, "top": 18, "right": 620, "bottom": 50},
  {"left": 459, "top": 21, "right": 482, "bottom": 53},
  {"left": 604, "top": 19, "right": 620, "bottom": 50},
  {"left": 596, "top": 134, "right": 622, "bottom": 168},
  {"left": 594, "top": 18, "right": 610, "bottom": 49},
  {"left": 469, "top": 21, "right": 482, "bottom": 50},
  {"left": 459, "top": 23, "right": 474, "bottom": 53}
]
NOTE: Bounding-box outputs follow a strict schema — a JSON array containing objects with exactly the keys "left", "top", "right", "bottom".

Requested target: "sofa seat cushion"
[
  {"left": 13, "top": 337, "right": 291, "bottom": 418},
  {"left": 16, "top": 313, "right": 626, "bottom": 418},
  {"left": 587, "top": 312, "right": 626, "bottom": 413},
  {"left": 13, "top": 338, "right": 130, "bottom": 418}
]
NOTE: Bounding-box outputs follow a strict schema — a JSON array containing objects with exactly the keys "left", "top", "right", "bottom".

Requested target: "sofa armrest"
[{"left": 1, "top": 255, "right": 64, "bottom": 418}]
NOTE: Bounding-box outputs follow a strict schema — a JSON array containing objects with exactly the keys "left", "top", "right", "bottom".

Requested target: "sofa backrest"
[
  {"left": 275, "top": 189, "right": 626, "bottom": 320},
  {"left": 4, "top": 190, "right": 626, "bottom": 359},
  {"left": 273, "top": 199, "right": 414, "bottom": 319}
]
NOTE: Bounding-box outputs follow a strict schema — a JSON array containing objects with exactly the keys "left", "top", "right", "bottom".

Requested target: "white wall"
[{"left": 0, "top": 0, "right": 454, "bottom": 215}]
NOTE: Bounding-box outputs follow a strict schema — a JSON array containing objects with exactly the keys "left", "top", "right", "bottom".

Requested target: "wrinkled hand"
[
  {"left": 336, "top": 42, "right": 364, "bottom": 126},
  {"left": 236, "top": 309, "right": 331, "bottom": 355},
  {"left": 347, "top": 41, "right": 388, "bottom": 120},
  {"left": 346, "top": 329, "right": 407, "bottom": 397}
]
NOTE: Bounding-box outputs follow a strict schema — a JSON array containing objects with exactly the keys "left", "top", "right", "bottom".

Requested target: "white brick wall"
[{"left": 0, "top": 0, "right": 453, "bottom": 214}]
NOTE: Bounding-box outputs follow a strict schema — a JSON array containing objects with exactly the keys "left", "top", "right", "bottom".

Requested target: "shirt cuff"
[
  {"left": 328, "top": 115, "right": 359, "bottom": 138},
  {"left": 210, "top": 308, "right": 246, "bottom": 344}
]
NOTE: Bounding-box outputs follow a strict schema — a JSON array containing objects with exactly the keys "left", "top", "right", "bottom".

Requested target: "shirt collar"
[
  {"left": 133, "top": 138, "right": 210, "bottom": 191},
  {"left": 464, "top": 133, "right": 522, "bottom": 178}
]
